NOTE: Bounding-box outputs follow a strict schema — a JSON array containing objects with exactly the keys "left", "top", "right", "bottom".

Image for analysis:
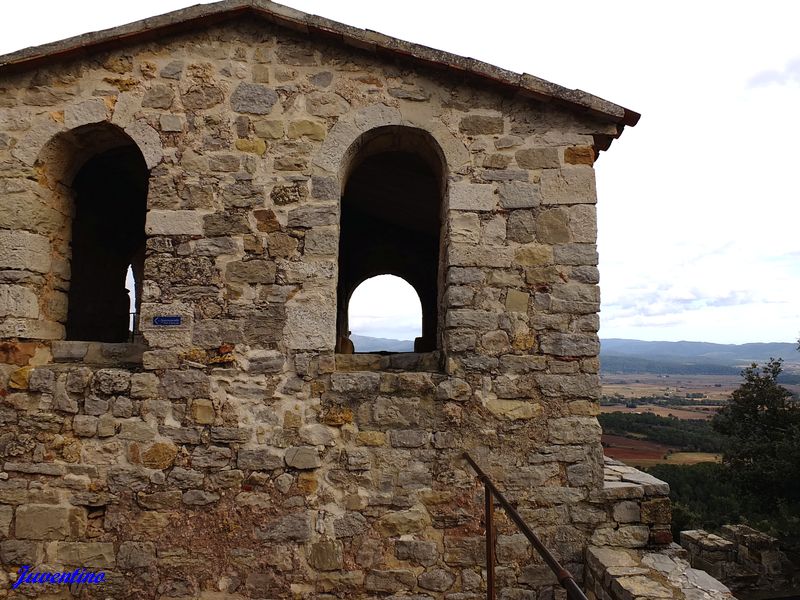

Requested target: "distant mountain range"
[
  {"left": 600, "top": 338, "right": 799, "bottom": 377},
  {"left": 350, "top": 334, "right": 799, "bottom": 378},
  {"left": 351, "top": 334, "right": 414, "bottom": 353}
]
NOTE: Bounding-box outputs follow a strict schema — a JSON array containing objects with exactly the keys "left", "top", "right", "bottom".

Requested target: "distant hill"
[
  {"left": 601, "top": 339, "right": 796, "bottom": 363},
  {"left": 600, "top": 339, "right": 800, "bottom": 380},
  {"left": 348, "top": 335, "right": 799, "bottom": 380},
  {"left": 351, "top": 334, "right": 414, "bottom": 353}
]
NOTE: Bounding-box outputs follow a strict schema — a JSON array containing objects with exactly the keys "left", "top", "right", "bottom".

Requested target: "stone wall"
[
  {"left": 584, "top": 460, "right": 734, "bottom": 600},
  {"left": 1, "top": 15, "right": 623, "bottom": 599},
  {"left": 585, "top": 545, "right": 735, "bottom": 600},
  {"left": 681, "top": 525, "right": 798, "bottom": 596}
]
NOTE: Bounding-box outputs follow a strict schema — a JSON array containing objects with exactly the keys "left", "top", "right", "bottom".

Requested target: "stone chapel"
[{"left": 0, "top": 2, "right": 734, "bottom": 599}]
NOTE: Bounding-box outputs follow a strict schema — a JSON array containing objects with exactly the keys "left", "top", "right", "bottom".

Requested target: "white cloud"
[
  {"left": 748, "top": 57, "right": 800, "bottom": 87},
  {"left": 348, "top": 275, "right": 421, "bottom": 341}
]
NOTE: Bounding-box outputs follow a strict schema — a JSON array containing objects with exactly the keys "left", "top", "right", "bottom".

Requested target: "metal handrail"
[{"left": 463, "top": 452, "right": 588, "bottom": 600}]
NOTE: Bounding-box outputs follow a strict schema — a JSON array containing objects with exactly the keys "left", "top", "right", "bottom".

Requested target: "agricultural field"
[
  {"left": 601, "top": 372, "right": 742, "bottom": 401},
  {"left": 602, "top": 434, "right": 721, "bottom": 468},
  {"left": 600, "top": 403, "right": 719, "bottom": 420},
  {"left": 601, "top": 372, "right": 800, "bottom": 401}
]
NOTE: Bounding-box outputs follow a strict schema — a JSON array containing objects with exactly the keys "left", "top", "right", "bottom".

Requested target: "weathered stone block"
[
  {"left": 308, "top": 539, "right": 343, "bottom": 571},
  {"left": 191, "top": 446, "right": 232, "bottom": 469},
  {"left": 0, "top": 540, "right": 43, "bottom": 564},
  {"left": 444, "top": 537, "right": 485, "bottom": 566},
  {"left": 498, "top": 181, "right": 541, "bottom": 209},
  {"left": 307, "top": 91, "right": 349, "bottom": 116},
  {"left": 540, "top": 333, "right": 599, "bottom": 357},
  {"left": 0, "top": 285, "right": 39, "bottom": 318},
  {"left": 516, "top": 147, "right": 560, "bottom": 169},
  {"left": 376, "top": 505, "right": 431, "bottom": 536},
  {"left": 142, "top": 442, "right": 178, "bottom": 469},
  {"left": 0, "top": 505, "right": 12, "bottom": 537},
  {"left": 518, "top": 245, "right": 557, "bottom": 271},
  {"left": 288, "top": 119, "right": 326, "bottom": 140},
  {"left": 641, "top": 498, "right": 671, "bottom": 525},
  {"left": 137, "top": 490, "right": 182, "bottom": 510},
  {"left": 388, "top": 429, "right": 429, "bottom": 448},
  {"left": 142, "top": 84, "right": 174, "bottom": 109},
  {"left": 167, "top": 467, "right": 204, "bottom": 489},
  {"left": 450, "top": 212, "right": 480, "bottom": 244},
  {"left": 365, "top": 569, "right": 416, "bottom": 593},
  {"left": 548, "top": 417, "right": 601, "bottom": 445},
  {"left": 331, "top": 372, "right": 380, "bottom": 394},
  {"left": 231, "top": 83, "right": 278, "bottom": 114},
  {"left": 591, "top": 525, "right": 650, "bottom": 548},
  {"left": 73, "top": 415, "right": 98, "bottom": 437},
  {"left": 0, "top": 230, "right": 50, "bottom": 273},
  {"left": 53, "top": 541, "right": 116, "bottom": 567},
  {"left": 93, "top": 369, "right": 130, "bottom": 394},
  {"left": 15, "top": 504, "right": 86, "bottom": 540},
  {"left": 450, "top": 243, "right": 513, "bottom": 268},
  {"left": 237, "top": 447, "right": 283, "bottom": 471},
  {"left": 287, "top": 205, "right": 338, "bottom": 227},
  {"left": 145, "top": 210, "right": 205, "bottom": 235},
  {"left": 182, "top": 489, "right": 220, "bottom": 505},
  {"left": 257, "top": 513, "right": 312, "bottom": 542},
  {"left": 485, "top": 399, "right": 542, "bottom": 420},
  {"left": 159, "top": 114, "right": 183, "bottom": 132},
  {"left": 612, "top": 501, "right": 641, "bottom": 524},
  {"left": 540, "top": 166, "right": 597, "bottom": 205},
  {"left": 285, "top": 446, "right": 321, "bottom": 469},
  {"left": 450, "top": 183, "right": 496, "bottom": 211},
  {"left": 129, "top": 373, "right": 159, "bottom": 399},
  {"left": 459, "top": 115, "right": 503, "bottom": 135},
  {"left": 419, "top": 568, "right": 456, "bottom": 592},
  {"left": 535, "top": 208, "right": 571, "bottom": 243},
  {"left": 162, "top": 369, "right": 210, "bottom": 399},
  {"left": 564, "top": 146, "right": 594, "bottom": 165},
  {"left": 117, "top": 541, "right": 156, "bottom": 569},
  {"left": 395, "top": 539, "right": 438, "bottom": 566}
]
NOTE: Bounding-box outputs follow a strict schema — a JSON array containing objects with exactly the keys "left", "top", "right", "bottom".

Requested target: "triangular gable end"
[{"left": 0, "top": 0, "right": 639, "bottom": 153}]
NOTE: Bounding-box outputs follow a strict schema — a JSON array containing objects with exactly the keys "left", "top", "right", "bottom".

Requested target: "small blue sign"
[{"left": 153, "top": 316, "right": 182, "bottom": 326}]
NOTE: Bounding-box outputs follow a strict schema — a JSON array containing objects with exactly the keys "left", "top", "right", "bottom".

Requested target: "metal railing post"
[
  {"left": 485, "top": 482, "right": 496, "bottom": 600},
  {"left": 464, "top": 453, "right": 589, "bottom": 600}
]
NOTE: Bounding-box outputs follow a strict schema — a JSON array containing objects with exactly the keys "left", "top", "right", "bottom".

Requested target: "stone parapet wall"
[
  {"left": 593, "top": 458, "right": 673, "bottom": 549},
  {"left": 681, "top": 525, "right": 798, "bottom": 595},
  {"left": 585, "top": 545, "right": 734, "bottom": 600}
]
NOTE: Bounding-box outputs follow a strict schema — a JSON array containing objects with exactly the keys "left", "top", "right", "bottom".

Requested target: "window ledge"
[
  {"left": 52, "top": 341, "right": 147, "bottom": 366},
  {"left": 335, "top": 351, "right": 441, "bottom": 372}
]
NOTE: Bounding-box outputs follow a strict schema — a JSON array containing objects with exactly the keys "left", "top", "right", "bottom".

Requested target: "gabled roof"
[{"left": 0, "top": 0, "right": 639, "bottom": 146}]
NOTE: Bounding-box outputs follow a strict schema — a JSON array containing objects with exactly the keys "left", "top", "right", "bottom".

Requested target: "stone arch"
[
  {"left": 26, "top": 121, "right": 153, "bottom": 342},
  {"left": 335, "top": 123, "right": 449, "bottom": 353},
  {"left": 312, "top": 103, "right": 470, "bottom": 189}
]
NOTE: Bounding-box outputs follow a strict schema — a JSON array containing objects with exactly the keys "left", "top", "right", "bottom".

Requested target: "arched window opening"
[
  {"left": 347, "top": 275, "right": 423, "bottom": 353},
  {"left": 65, "top": 145, "right": 148, "bottom": 342},
  {"left": 336, "top": 126, "right": 445, "bottom": 354}
]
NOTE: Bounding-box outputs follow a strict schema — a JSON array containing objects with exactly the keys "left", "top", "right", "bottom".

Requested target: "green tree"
[{"left": 712, "top": 359, "right": 800, "bottom": 507}]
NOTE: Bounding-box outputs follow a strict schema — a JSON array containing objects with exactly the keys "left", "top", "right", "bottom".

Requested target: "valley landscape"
[{"left": 600, "top": 339, "right": 800, "bottom": 467}]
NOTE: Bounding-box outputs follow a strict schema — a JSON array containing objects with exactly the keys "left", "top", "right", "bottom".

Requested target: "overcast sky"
[{"left": 3, "top": 1, "right": 798, "bottom": 344}]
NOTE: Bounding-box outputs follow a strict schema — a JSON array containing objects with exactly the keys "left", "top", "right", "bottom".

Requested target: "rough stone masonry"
[{"left": 0, "top": 1, "right": 727, "bottom": 599}]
